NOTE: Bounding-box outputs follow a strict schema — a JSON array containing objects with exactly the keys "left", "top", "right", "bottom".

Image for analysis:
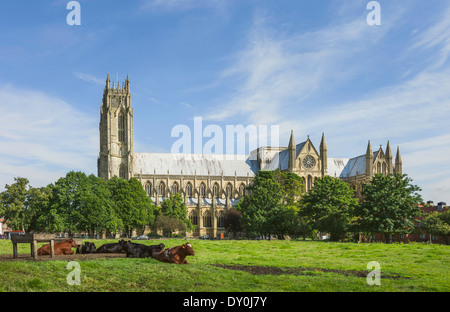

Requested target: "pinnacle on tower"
[
  {"left": 320, "top": 132, "right": 328, "bottom": 177},
  {"left": 366, "top": 140, "right": 372, "bottom": 156},
  {"left": 288, "top": 130, "right": 296, "bottom": 171},
  {"left": 386, "top": 140, "right": 393, "bottom": 174},
  {"left": 288, "top": 130, "right": 295, "bottom": 148},
  {"left": 395, "top": 145, "right": 403, "bottom": 175},
  {"left": 386, "top": 140, "right": 392, "bottom": 159},
  {"left": 395, "top": 145, "right": 402, "bottom": 163},
  {"left": 125, "top": 74, "right": 130, "bottom": 90},
  {"left": 320, "top": 132, "right": 327, "bottom": 150},
  {"left": 366, "top": 140, "right": 373, "bottom": 178}
]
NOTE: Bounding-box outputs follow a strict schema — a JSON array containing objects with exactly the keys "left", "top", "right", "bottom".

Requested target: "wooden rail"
[{"left": 11, "top": 234, "right": 82, "bottom": 260}]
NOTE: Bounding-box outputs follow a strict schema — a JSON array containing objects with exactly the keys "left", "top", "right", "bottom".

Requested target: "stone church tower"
[{"left": 98, "top": 74, "right": 133, "bottom": 180}]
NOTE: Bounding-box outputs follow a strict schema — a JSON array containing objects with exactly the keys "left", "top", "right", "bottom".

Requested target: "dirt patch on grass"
[
  {"left": 0, "top": 253, "right": 127, "bottom": 262},
  {"left": 213, "top": 264, "right": 407, "bottom": 280}
]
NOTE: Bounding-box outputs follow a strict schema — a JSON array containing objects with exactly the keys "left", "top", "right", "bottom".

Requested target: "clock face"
[{"left": 302, "top": 155, "right": 316, "bottom": 169}]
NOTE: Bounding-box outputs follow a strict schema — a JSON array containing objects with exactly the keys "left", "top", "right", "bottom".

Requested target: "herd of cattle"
[{"left": 36, "top": 239, "right": 196, "bottom": 264}]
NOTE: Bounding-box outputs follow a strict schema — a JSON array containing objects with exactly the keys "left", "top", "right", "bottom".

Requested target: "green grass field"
[{"left": 0, "top": 239, "right": 448, "bottom": 292}]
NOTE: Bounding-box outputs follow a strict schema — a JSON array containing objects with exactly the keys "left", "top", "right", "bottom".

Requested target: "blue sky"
[{"left": 0, "top": 0, "right": 449, "bottom": 203}]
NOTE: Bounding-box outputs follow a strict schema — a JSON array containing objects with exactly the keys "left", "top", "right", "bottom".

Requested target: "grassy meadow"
[{"left": 0, "top": 238, "right": 448, "bottom": 292}]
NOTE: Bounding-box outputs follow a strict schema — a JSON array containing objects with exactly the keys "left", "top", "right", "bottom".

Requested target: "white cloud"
[
  {"left": 205, "top": 12, "right": 392, "bottom": 125},
  {"left": 410, "top": 5, "right": 450, "bottom": 69},
  {"left": 423, "top": 177, "right": 450, "bottom": 204},
  {"left": 288, "top": 69, "right": 450, "bottom": 203},
  {"left": 139, "top": 0, "right": 228, "bottom": 13},
  {"left": 0, "top": 85, "right": 98, "bottom": 190},
  {"left": 203, "top": 6, "right": 450, "bottom": 203},
  {"left": 149, "top": 97, "right": 163, "bottom": 105},
  {"left": 306, "top": 70, "right": 450, "bottom": 139},
  {"left": 181, "top": 102, "right": 194, "bottom": 109},
  {"left": 400, "top": 133, "right": 450, "bottom": 203},
  {"left": 74, "top": 72, "right": 104, "bottom": 86}
]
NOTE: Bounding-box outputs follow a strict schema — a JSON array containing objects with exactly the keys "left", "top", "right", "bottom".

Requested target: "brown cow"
[
  {"left": 154, "top": 242, "right": 195, "bottom": 264},
  {"left": 37, "top": 239, "right": 78, "bottom": 256}
]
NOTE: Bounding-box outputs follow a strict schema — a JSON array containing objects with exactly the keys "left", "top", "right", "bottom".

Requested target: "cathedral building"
[{"left": 97, "top": 75, "right": 403, "bottom": 238}]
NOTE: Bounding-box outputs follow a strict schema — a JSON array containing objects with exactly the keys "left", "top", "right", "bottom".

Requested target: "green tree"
[
  {"left": 236, "top": 170, "right": 302, "bottom": 239},
  {"left": 27, "top": 185, "right": 53, "bottom": 232},
  {"left": 0, "top": 177, "right": 49, "bottom": 232},
  {"left": 107, "top": 177, "right": 134, "bottom": 237},
  {"left": 421, "top": 210, "right": 450, "bottom": 245},
  {"left": 44, "top": 172, "right": 126, "bottom": 236},
  {"left": 354, "top": 173, "right": 423, "bottom": 242},
  {"left": 32, "top": 173, "right": 113, "bottom": 235},
  {"left": 159, "top": 192, "right": 194, "bottom": 236},
  {"left": 287, "top": 213, "right": 316, "bottom": 240},
  {"left": 48, "top": 171, "right": 90, "bottom": 235},
  {"left": 236, "top": 174, "right": 281, "bottom": 238},
  {"left": 107, "top": 177, "right": 157, "bottom": 237},
  {"left": 33, "top": 183, "right": 66, "bottom": 233},
  {"left": 79, "top": 174, "right": 121, "bottom": 236},
  {"left": 300, "top": 175, "right": 359, "bottom": 241},
  {"left": 154, "top": 215, "right": 186, "bottom": 237},
  {"left": 273, "top": 170, "right": 305, "bottom": 205},
  {"left": 128, "top": 177, "right": 158, "bottom": 235}
]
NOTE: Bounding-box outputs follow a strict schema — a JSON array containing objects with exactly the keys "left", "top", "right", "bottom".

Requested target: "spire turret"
[
  {"left": 288, "top": 130, "right": 296, "bottom": 171},
  {"left": 366, "top": 140, "right": 373, "bottom": 178},
  {"left": 395, "top": 145, "right": 402, "bottom": 175},
  {"left": 386, "top": 140, "right": 393, "bottom": 174},
  {"left": 320, "top": 132, "right": 327, "bottom": 177},
  {"left": 320, "top": 132, "right": 327, "bottom": 150}
]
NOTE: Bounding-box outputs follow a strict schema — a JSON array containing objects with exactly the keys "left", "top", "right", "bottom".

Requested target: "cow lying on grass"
[
  {"left": 96, "top": 239, "right": 126, "bottom": 253},
  {"left": 123, "top": 241, "right": 165, "bottom": 258},
  {"left": 154, "top": 242, "right": 195, "bottom": 264},
  {"left": 76, "top": 242, "right": 96, "bottom": 254},
  {"left": 37, "top": 239, "right": 78, "bottom": 256}
]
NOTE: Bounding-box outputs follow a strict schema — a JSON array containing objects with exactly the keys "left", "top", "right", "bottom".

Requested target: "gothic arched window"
[
  {"left": 158, "top": 182, "right": 166, "bottom": 197},
  {"left": 226, "top": 184, "right": 233, "bottom": 198},
  {"left": 213, "top": 183, "right": 220, "bottom": 198},
  {"left": 172, "top": 182, "right": 179, "bottom": 194},
  {"left": 217, "top": 210, "right": 225, "bottom": 228},
  {"left": 119, "top": 165, "right": 127, "bottom": 179},
  {"left": 239, "top": 183, "right": 246, "bottom": 197},
  {"left": 118, "top": 111, "right": 126, "bottom": 143},
  {"left": 203, "top": 210, "right": 212, "bottom": 228},
  {"left": 145, "top": 182, "right": 152, "bottom": 197},
  {"left": 186, "top": 182, "right": 193, "bottom": 197},
  {"left": 188, "top": 210, "right": 198, "bottom": 226},
  {"left": 200, "top": 183, "right": 206, "bottom": 198}
]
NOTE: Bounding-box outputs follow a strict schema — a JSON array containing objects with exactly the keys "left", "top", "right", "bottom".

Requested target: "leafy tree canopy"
[{"left": 354, "top": 173, "right": 423, "bottom": 239}]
